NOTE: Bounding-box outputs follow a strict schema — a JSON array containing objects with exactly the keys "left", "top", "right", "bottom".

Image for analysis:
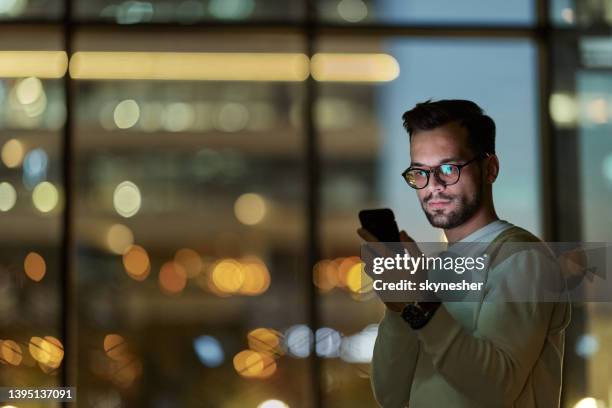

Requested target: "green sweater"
[{"left": 370, "top": 224, "right": 571, "bottom": 408}]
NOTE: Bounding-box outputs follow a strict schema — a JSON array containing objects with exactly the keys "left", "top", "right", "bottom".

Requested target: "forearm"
[
  {"left": 416, "top": 304, "right": 549, "bottom": 405},
  {"left": 371, "top": 309, "right": 420, "bottom": 408}
]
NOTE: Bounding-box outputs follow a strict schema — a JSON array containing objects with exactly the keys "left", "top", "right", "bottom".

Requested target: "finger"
[
  {"left": 399, "top": 230, "right": 421, "bottom": 258},
  {"left": 357, "top": 228, "right": 379, "bottom": 242}
]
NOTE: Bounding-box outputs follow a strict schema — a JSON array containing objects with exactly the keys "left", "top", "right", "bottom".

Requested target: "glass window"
[
  {"left": 0, "top": 28, "right": 66, "bottom": 389},
  {"left": 72, "top": 31, "right": 310, "bottom": 407}
]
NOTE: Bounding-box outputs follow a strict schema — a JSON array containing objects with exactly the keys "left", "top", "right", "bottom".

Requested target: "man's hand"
[{"left": 357, "top": 227, "right": 420, "bottom": 313}]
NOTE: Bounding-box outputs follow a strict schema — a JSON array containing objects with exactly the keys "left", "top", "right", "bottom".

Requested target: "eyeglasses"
[{"left": 401, "top": 153, "right": 489, "bottom": 190}]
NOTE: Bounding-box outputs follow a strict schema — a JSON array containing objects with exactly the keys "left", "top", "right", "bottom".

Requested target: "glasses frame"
[{"left": 401, "top": 153, "right": 490, "bottom": 190}]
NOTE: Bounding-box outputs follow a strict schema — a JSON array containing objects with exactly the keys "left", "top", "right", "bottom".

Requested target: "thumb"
[{"left": 399, "top": 230, "right": 415, "bottom": 243}]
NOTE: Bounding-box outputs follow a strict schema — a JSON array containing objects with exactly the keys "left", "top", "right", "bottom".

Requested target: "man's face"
[{"left": 409, "top": 122, "right": 484, "bottom": 229}]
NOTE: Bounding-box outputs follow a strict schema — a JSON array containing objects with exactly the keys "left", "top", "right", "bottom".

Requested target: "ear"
[{"left": 485, "top": 154, "right": 499, "bottom": 184}]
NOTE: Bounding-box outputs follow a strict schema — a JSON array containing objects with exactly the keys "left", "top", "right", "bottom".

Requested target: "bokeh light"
[
  {"left": 16, "top": 77, "right": 43, "bottom": 105},
  {"left": 234, "top": 192, "right": 266, "bottom": 225},
  {"left": 1, "top": 138, "right": 25, "bottom": 168},
  {"left": 285, "top": 325, "right": 312, "bottom": 358},
  {"left": 0, "top": 340, "right": 22, "bottom": 366},
  {"left": 208, "top": 0, "right": 254, "bottom": 20},
  {"left": 339, "top": 324, "right": 377, "bottom": 363},
  {"left": 193, "top": 335, "right": 224, "bottom": 368},
  {"left": 29, "top": 336, "right": 64, "bottom": 370},
  {"left": 113, "top": 181, "right": 141, "bottom": 218},
  {"left": 104, "top": 334, "right": 129, "bottom": 361},
  {"left": 164, "top": 102, "right": 195, "bottom": 132},
  {"left": 315, "top": 327, "right": 342, "bottom": 358},
  {"left": 24, "top": 251, "right": 46, "bottom": 282},
  {"left": 159, "top": 261, "right": 187, "bottom": 295},
  {"left": 174, "top": 248, "right": 203, "bottom": 279},
  {"left": 346, "top": 261, "right": 371, "bottom": 294},
  {"left": 575, "top": 334, "right": 599, "bottom": 358},
  {"left": 211, "top": 258, "right": 244, "bottom": 294},
  {"left": 233, "top": 349, "right": 276, "bottom": 379},
  {"left": 337, "top": 0, "right": 368, "bottom": 22},
  {"left": 113, "top": 99, "right": 140, "bottom": 129},
  {"left": 550, "top": 93, "right": 577, "bottom": 127},
  {"left": 32, "top": 181, "right": 59, "bottom": 213},
  {"left": 247, "top": 328, "right": 282, "bottom": 356},
  {"left": 258, "top": 399, "right": 289, "bottom": 408},
  {"left": 0, "top": 182, "right": 17, "bottom": 211},
  {"left": 106, "top": 223, "right": 134, "bottom": 255},
  {"left": 122, "top": 245, "right": 151, "bottom": 281},
  {"left": 238, "top": 257, "right": 271, "bottom": 296}
]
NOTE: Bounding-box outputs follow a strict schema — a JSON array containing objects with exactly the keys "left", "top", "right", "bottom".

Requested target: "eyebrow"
[{"left": 410, "top": 157, "right": 463, "bottom": 167}]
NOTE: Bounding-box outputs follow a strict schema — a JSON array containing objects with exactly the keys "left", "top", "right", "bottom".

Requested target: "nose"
[{"left": 427, "top": 171, "right": 445, "bottom": 194}]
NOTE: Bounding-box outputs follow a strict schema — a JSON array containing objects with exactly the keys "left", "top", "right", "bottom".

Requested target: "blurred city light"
[
  {"left": 193, "top": 335, "right": 224, "bottom": 368},
  {"left": 0, "top": 339, "right": 22, "bottom": 366},
  {"left": 238, "top": 257, "right": 271, "bottom": 295},
  {"left": 0, "top": 182, "right": 17, "bottom": 211},
  {"left": 575, "top": 334, "right": 599, "bottom": 358},
  {"left": 208, "top": 0, "right": 254, "bottom": 20},
  {"left": 215, "top": 102, "right": 249, "bottom": 132},
  {"left": 106, "top": 223, "right": 134, "bottom": 254},
  {"left": 561, "top": 8, "right": 574, "bottom": 24},
  {"left": 24, "top": 251, "right": 46, "bottom": 282},
  {"left": 247, "top": 328, "right": 282, "bottom": 355},
  {"left": 104, "top": 334, "right": 129, "bottom": 361},
  {"left": 550, "top": 92, "right": 577, "bottom": 127},
  {"left": 339, "top": 324, "right": 378, "bottom": 363},
  {"left": 337, "top": 0, "right": 368, "bottom": 22},
  {"left": 164, "top": 102, "right": 195, "bottom": 132},
  {"left": 285, "top": 325, "right": 312, "bottom": 358},
  {"left": 113, "top": 99, "right": 140, "bottom": 129},
  {"left": 159, "top": 261, "right": 188, "bottom": 295},
  {"left": 0, "top": 51, "right": 68, "bottom": 78},
  {"left": 113, "top": 181, "right": 141, "bottom": 218},
  {"left": 70, "top": 52, "right": 310, "bottom": 81},
  {"left": 258, "top": 399, "right": 289, "bottom": 408},
  {"left": 1, "top": 138, "right": 25, "bottom": 168},
  {"left": 315, "top": 327, "right": 342, "bottom": 358},
  {"left": 174, "top": 248, "right": 203, "bottom": 279},
  {"left": 15, "top": 77, "right": 43, "bottom": 105},
  {"left": 29, "top": 336, "right": 64, "bottom": 370},
  {"left": 234, "top": 192, "right": 266, "bottom": 225},
  {"left": 573, "top": 398, "right": 606, "bottom": 408},
  {"left": 122, "top": 244, "right": 151, "bottom": 281},
  {"left": 211, "top": 258, "right": 244, "bottom": 294},
  {"left": 586, "top": 97, "right": 608, "bottom": 124},
  {"left": 233, "top": 349, "right": 276, "bottom": 379},
  {"left": 311, "top": 53, "right": 400, "bottom": 82},
  {"left": 32, "top": 181, "right": 58, "bottom": 213},
  {"left": 23, "top": 148, "right": 48, "bottom": 189}
]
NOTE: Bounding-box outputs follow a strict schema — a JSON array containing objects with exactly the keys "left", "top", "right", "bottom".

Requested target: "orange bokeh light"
[
  {"left": 159, "top": 261, "right": 187, "bottom": 295},
  {"left": 24, "top": 252, "right": 46, "bottom": 282}
]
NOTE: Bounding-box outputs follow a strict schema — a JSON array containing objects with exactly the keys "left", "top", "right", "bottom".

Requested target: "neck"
[{"left": 444, "top": 204, "right": 499, "bottom": 243}]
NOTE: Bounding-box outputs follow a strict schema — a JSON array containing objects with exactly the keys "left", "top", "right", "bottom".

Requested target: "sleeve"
[
  {"left": 370, "top": 308, "right": 420, "bottom": 408},
  {"left": 414, "top": 249, "right": 559, "bottom": 406}
]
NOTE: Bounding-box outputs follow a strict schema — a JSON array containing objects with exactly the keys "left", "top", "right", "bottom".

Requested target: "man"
[{"left": 358, "top": 99, "right": 571, "bottom": 407}]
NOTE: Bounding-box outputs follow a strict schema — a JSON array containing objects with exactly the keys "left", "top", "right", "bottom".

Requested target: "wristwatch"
[{"left": 401, "top": 301, "right": 441, "bottom": 330}]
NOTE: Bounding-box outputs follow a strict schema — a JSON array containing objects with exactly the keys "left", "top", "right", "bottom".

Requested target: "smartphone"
[{"left": 358, "top": 208, "right": 401, "bottom": 242}]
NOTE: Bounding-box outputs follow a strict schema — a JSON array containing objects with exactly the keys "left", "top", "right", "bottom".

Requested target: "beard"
[{"left": 420, "top": 185, "right": 483, "bottom": 229}]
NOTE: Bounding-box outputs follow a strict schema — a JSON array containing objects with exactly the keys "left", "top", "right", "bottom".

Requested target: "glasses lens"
[
  {"left": 436, "top": 164, "right": 460, "bottom": 185},
  {"left": 405, "top": 169, "right": 428, "bottom": 189}
]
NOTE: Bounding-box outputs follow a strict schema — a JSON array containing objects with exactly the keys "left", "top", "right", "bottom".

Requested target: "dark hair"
[{"left": 401, "top": 99, "right": 496, "bottom": 155}]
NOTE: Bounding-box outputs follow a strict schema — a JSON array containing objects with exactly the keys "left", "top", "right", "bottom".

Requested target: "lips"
[{"left": 428, "top": 200, "right": 451, "bottom": 209}]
